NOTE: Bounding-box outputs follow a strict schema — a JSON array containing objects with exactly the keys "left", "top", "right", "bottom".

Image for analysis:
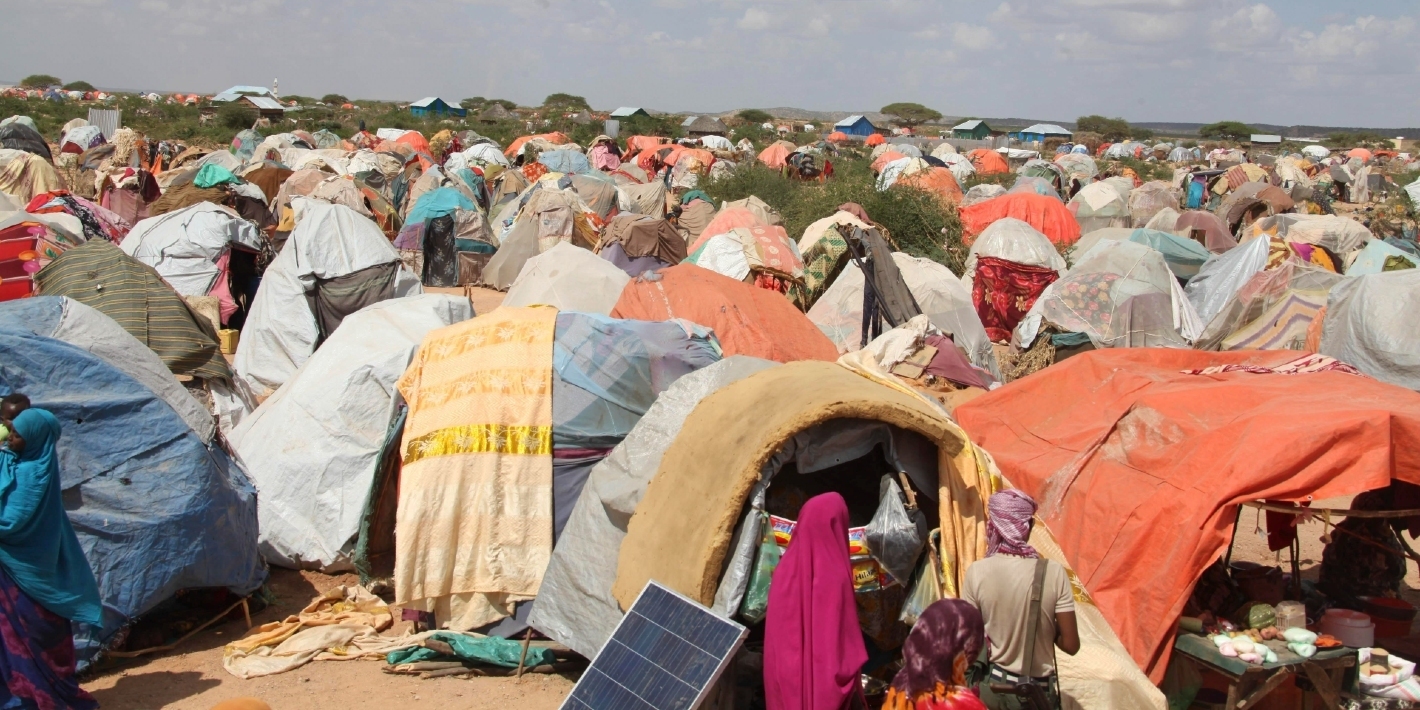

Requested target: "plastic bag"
[
  {"left": 898, "top": 539, "right": 944, "bottom": 626},
  {"left": 738, "top": 512, "right": 781, "bottom": 624},
  {"left": 864, "top": 475, "right": 926, "bottom": 584}
]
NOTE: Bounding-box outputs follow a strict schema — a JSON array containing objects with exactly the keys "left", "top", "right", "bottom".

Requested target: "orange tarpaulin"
[
  {"left": 626, "top": 135, "right": 669, "bottom": 156},
  {"left": 1347, "top": 148, "right": 1373, "bottom": 162},
  {"left": 502, "top": 132, "right": 570, "bottom": 158},
  {"left": 688, "top": 208, "right": 764, "bottom": 254},
  {"left": 959, "top": 193, "right": 1080, "bottom": 247},
  {"left": 897, "top": 167, "right": 963, "bottom": 205},
  {"left": 826, "top": 131, "right": 850, "bottom": 143},
  {"left": 394, "top": 131, "right": 431, "bottom": 156},
  {"left": 967, "top": 148, "right": 1009, "bottom": 175},
  {"left": 864, "top": 134, "right": 886, "bottom": 147},
  {"left": 869, "top": 151, "right": 907, "bottom": 173},
  {"left": 611, "top": 264, "right": 838, "bottom": 363},
  {"left": 955, "top": 349, "right": 1420, "bottom": 683},
  {"left": 757, "top": 143, "right": 792, "bottom": 170}
]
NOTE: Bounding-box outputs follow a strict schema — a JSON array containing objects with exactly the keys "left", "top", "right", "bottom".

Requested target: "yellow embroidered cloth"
[{"left": 394, "top": 306, "right": 557, "bottom": 630}]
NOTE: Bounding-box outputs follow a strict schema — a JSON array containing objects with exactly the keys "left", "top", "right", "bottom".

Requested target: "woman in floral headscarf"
[{"left": 883, "top": 599, "right": 989, "bottom": 709}]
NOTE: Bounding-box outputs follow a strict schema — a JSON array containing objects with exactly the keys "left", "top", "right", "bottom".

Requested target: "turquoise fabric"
[
  {"left": 193, "top": 164, "right": 239, "bottom": 189},
  {"left": 680, "top": 189, "right": 712, "bottom": 206},
  {"left": 0, "top": 410, "right": 102, "bottom": 625},
  {"left": 385, "top": 632, "right": 555, "bottom": 668},
  {"left": 405, "top": 188, "right": 475, "bottom": 227},
  {"left": 1129, "top": 228, "right": 1211, "bottom": 281}
]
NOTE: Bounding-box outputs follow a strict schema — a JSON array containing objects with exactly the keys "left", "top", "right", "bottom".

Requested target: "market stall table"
[{"left": 1174, "top": 633, "right": 1356, "bottom": 710}]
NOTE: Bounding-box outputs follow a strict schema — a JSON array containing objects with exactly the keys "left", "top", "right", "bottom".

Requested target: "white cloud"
[
  {"left": 952, "top": 23, "right": 997, "bottom": 50},
  {"left": 738, "top": 7, "right": 772, "bottom": 30}
]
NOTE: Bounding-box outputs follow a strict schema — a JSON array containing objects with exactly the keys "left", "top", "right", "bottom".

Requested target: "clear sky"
[{"left": 5, "top": 0, "right": 1416, "bottom": 127}]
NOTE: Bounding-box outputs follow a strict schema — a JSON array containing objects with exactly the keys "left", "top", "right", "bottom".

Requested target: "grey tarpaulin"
[{"left": 528, "top": 357, "right": 778, "bottom": 657}]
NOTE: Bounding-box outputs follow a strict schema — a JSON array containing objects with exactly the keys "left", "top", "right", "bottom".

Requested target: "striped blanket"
[
  {"left": 394, "top": 306, "right": 557, "bottom": 630},
  {"left": 34, "top": 241, "right": 232, "bottom": 382}
]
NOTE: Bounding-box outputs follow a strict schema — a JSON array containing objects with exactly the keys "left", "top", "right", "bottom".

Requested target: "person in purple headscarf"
[
  {"left": 961, "top": 490, "right": 1079, "bottom": 710},
  {"left": 882, "top": 599, "right": 988, "bottom": 709}
]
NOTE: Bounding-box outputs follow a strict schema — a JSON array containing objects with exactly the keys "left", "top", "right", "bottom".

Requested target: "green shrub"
[
  {"left": 62, "top": 81, "right": 95, "bottom": 92},
  {"left": 218, "top": 103, "right": 257, "bottom": 130},
  {"left": 702, "top": 158, "right": 966, "bottom": 274}
]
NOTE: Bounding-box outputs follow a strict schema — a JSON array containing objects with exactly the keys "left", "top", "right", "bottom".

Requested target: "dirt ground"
[{"left": 81, "top": 569, "right": 574, "bottom": 710}]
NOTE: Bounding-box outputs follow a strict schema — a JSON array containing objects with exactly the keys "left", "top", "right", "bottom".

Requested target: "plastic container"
[
  {"left": 1275, "top": 601, "right": 1307, "bottom": 630},
  {"left": 1321, "top": 608, "right": 1375, "bottom": 648},
  {"left": 1361, "top": 597, "right": 1417, "bottom": 639}
]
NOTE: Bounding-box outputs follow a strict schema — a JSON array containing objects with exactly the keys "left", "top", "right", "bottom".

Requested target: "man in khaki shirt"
[{"left": 962, "top": 490, "right": 1079, "bottom": 710}]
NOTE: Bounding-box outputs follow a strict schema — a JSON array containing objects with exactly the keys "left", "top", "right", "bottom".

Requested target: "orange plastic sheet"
[
  {"left": 689, "top": 208, "right": 764, "bottom": 254},
  {"left": 611, "top": 264, "right": 838, "bottom": 363},
  {"left": 757, "top": 143, "right": 792, "bottom": 170},
  {"left": 955, "top": 349, "right": 1420, "bottom": 682},
  {"left": 869, "top": 151, "right": 907, "bottom": 173},
  {"left": 967, "top": 148, "right": 1009, "bottom": 174},
  {"left": 864, "top": 134, "right": 885, "bottom": 147},
  {"left": 960, "top": 193, "right": 1081, "bottom": 247},
  {"left": 897, "top": 167, "right": 963, "bottom": 205}
]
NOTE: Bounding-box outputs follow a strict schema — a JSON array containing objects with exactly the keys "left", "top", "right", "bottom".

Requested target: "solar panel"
[{"left": 561, "top": 581, "right": 747, "bottom": 710}]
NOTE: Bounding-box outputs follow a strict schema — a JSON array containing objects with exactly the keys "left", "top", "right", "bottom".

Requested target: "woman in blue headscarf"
[{"left": 0, "top": 408, "right": 102, "bottom": 709}]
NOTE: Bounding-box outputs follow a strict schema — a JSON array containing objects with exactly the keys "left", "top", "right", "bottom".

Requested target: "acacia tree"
[
  {"left": 881, "top": 102, "right": 943, "bottom": 128},
  {"left": 737, "top": 109, "right": 773, "bottom": 124},
  {"left": 20, "top": 74, "right": 61, "bottom": 88},
  {"left": 321, "top": 94, "right": 349, "bottom": 105},
  {"left": 1199, "top": 121, "right": 1255, "bottom": 141},
  {"left": 63, "top": 80, "right": 95, "bottom": 92},
  {"left": 543, "top": 93, "right": 590, "bottom": 111}
]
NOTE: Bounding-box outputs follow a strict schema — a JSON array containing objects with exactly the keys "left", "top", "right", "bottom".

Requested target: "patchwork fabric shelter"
[{"left": 611, "top": 263, "right": 838, "bottom": 363}]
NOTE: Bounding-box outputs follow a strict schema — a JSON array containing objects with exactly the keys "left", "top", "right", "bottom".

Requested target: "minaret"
[{"left": 272, "top": 78, "right": 279, "bottom": 99}]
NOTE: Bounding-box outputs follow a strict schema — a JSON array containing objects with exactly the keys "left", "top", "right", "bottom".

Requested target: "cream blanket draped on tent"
[{"left": 395, "top": 306, "right": 557, "bottom": 630}]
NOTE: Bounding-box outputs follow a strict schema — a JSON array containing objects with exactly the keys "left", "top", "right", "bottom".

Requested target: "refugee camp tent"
[
  {"left": 1347, "top": 238, "right": 1420, "bottom": 275},
  {"left": 0, "top": 296, "right": 265, "bottom": 668},
  {"left": 1184, "top": 235, "right": 1273, "bottom": 328},
  {"left": 599, "top": 214, "right": 688, "bottom": 278},
  {"left": 504, "top": 241, "right": 630, "bottom": 314},
  {"left": 229, "top": 294, "right": 474, "bottom": 571},
  {"left": 0, "top": 121, "right": 53, "bottom": 161},
  {"left": 1015, "top": 240, "right": 1203, "bottom": 349},
  {"left": 1128, "top": 181, "right": 1181, "bottom": 226},
  {"left": 60, "top": 125, "right": 105, "bottom": 155},
  {"left": 119, "top": 203, "right": 263, "bottom": 322},
  {"left": 233, "top": 202, "right": 421, "bottom": 399},
  {"left": 1173, "top": 210, "right": 1235, "bottom": 253},
  {"left": 955, "top": 348, "right": 1420, "bottom": 684},
  {"left": 1068, "top": 228, "right": 1211, "bottom": 283},
  {"left": 611, "top": 263, "right": 838, "bottom": 362},
  {"left": 597, "top": 358, "right": 1162, "bottom": 708},
  {"left": 960, "top": 192, "right": 1081, "bottom": 247},
  {"left": 539, "top": 149, "right": 591, "bottom": 175},
  {"left": 794, "top": 210, "right": 874, "bottom": 310},
  {"left": 390, "top": 307, "right": 722, "bottom": 635},
  {"left": 1069, "top": 182, "right": 1130, "bottom": 235},
  {"left": 1320, "top": 270, "right": 1420, "bottom": 390},
  {"left": 757, "top": 142, "right": 792, "bottom": 170},
  {"left": 1192, "top": 261, "right": 1343, "bottom": 352},
  {"left": 1216, "top": 182, "right": 1294, "bottom": 233},
  {"left": 896, "top": 166, "right": 963, "bottom": 205},
  {"left": 967, "top": 148, "right": 1009, "bottom": 175},
  {"left": 960, "top": 184, "right": 1005, "bottom": 207},
  {"left": 0, "top": 150, "right": 64, "bottom": 204},
  {"left": 1241, "top": 214, "right": 1373, "bottom": 258},
  {"left": 808, "top": 251, "right": 999, "bottom": 378}
]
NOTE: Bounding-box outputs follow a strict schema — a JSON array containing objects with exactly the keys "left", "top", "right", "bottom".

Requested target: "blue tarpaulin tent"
[{"left": 0, "top": 297, "right": 265, "bottom": 668}]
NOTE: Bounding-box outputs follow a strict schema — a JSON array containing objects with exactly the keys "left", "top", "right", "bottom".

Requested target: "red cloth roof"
[
  {"left": 611, "top": 264, "right": 838, "bottom": 363},
  {"left": 956, "top": 349, "right": 1420, "bottom": 682},
  {"left": 959, "top": 193, "right": 1080, "bottom": 247},
  {"left": 967, "top": 149, "right": 1009, "bottom": 175}
]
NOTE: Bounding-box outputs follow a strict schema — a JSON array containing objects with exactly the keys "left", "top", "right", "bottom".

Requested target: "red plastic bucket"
[{"left": 1363, "top": 597, "right": 1417, "bottom": 638}]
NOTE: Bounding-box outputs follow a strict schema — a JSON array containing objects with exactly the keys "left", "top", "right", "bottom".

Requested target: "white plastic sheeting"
[
  {"left": 528, "top": 356, "right": 779, "bottom": 658},
  {"left": 230, "top": 294, "right": 473, "bottom": 571},
  {"left": 503, "top": 242, "right": 630, "bottom": 314},
  {"left": 960, "top": 184, "right": 1005, "bottom": 207},
  {"left": 1015, "top": 240, "right": 1202, "bottom": 349},
  {"left": 1184, "top": 235, "right": 1272, "bottom": 328},
  {"left": 1320, "top": 270, "right": 1420, "bottom": 390},
  {"left": 233, "top": 201, "right": 421, "bottom": 399},
  {"left": 1242, "top": 214, "right": 1372, "bottom": 256},
  {"left": 937, "top": 152, "right": 976, "bottom": 184},
  {"left": 964, "top": 217, "right": 1068, "bottom": 284},
  {"left": 1302, "top": 145, "right": 1331, "bottom": 159},
  {"left": 120, "top": 203, "right": 262, "bottom": 296},
  {"left": 808, "top": 253, "right": 1000, "bottom": 378}
]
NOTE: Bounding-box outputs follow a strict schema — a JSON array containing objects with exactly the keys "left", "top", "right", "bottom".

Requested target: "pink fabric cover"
[{"left": 764, "top": 492, "right": 868, "bottom": 710}]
